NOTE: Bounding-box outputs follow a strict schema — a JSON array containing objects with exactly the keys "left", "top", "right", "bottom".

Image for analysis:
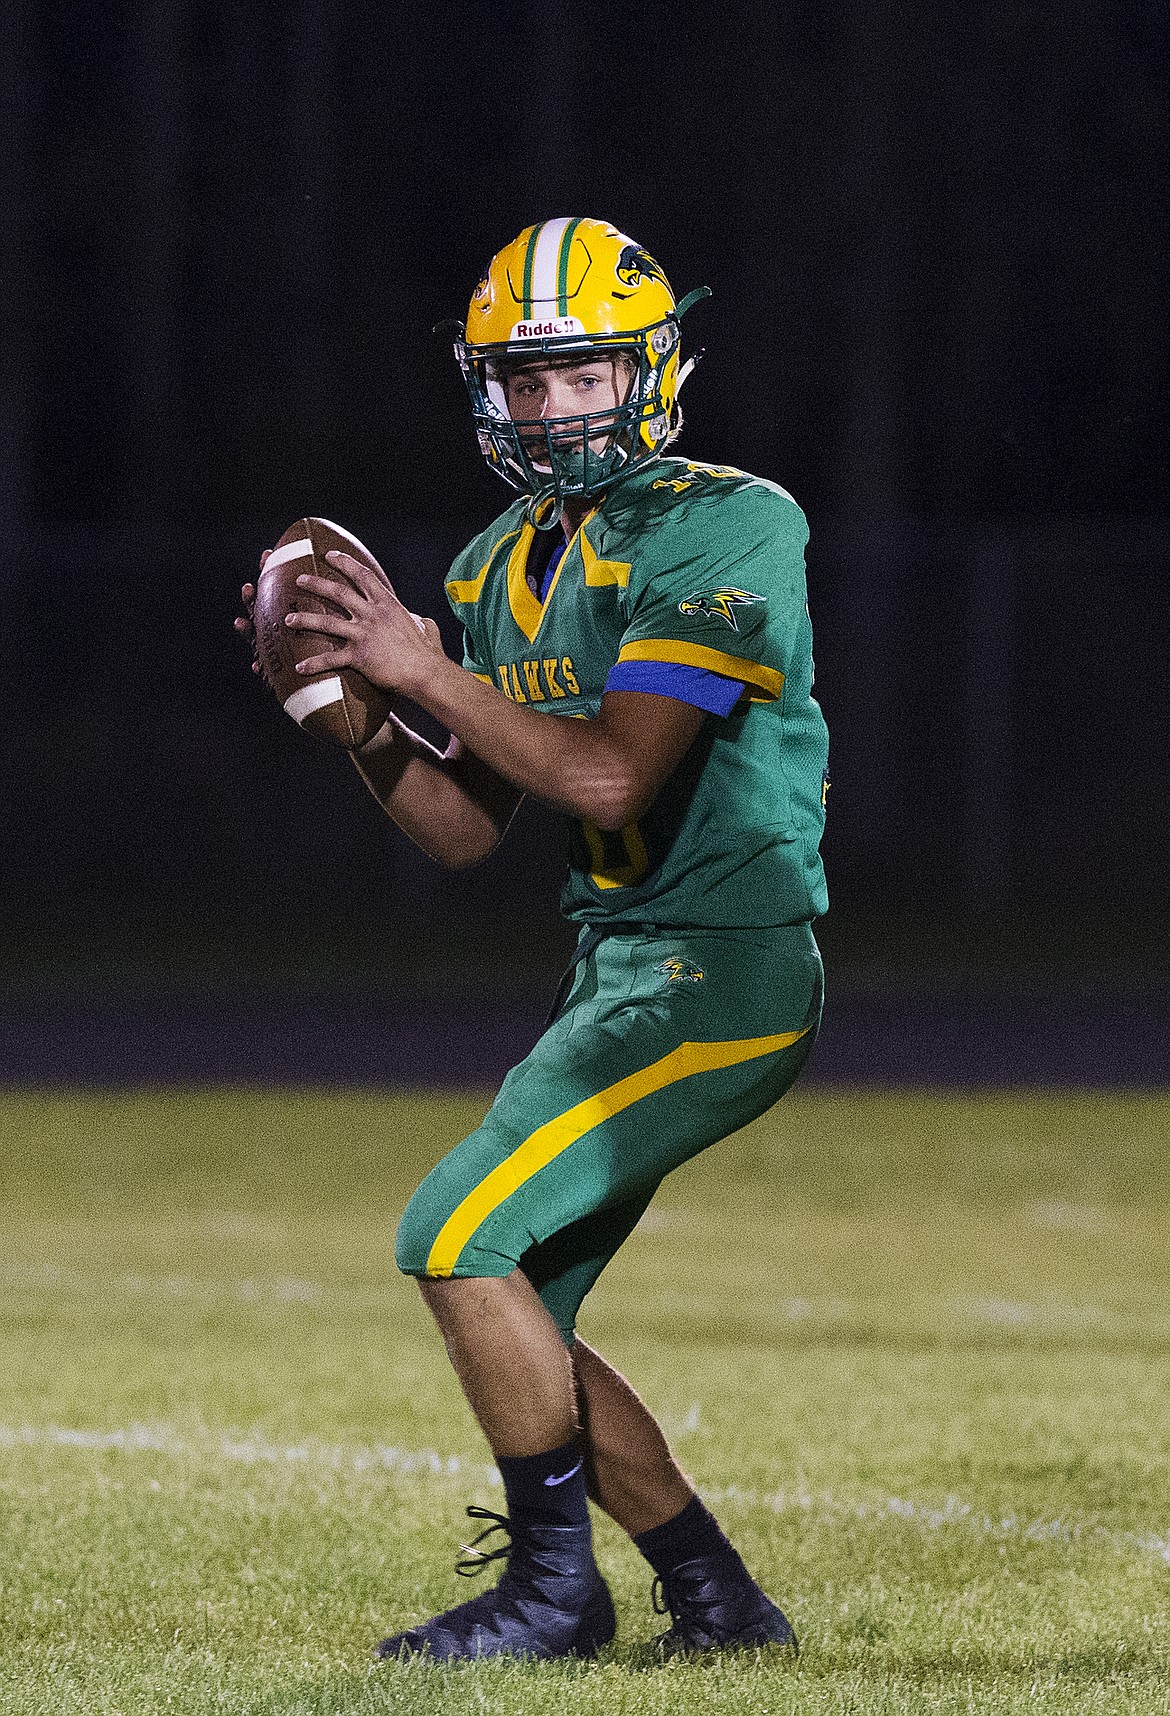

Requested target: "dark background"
[{"left": 3, "top": 1, "right": 1168, "bottom": 1083}]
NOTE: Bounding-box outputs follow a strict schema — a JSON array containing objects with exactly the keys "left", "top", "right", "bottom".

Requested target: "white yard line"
[
  {"left": 704, "top": 1482, "right": 1170, "bottom": 1565},
  {"left": 1, "top": 1420, "right": 1167, "bottom": 1565},
  {"left": 0, "top": 1262, "right": 391, "bottom": 1310},
  {"left": 0, "top": 1421, "right": 498, "bottom": 1481}
]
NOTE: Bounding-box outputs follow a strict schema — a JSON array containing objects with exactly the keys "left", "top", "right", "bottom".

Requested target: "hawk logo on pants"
[
  {"left": 655, "top": 956, "right": 705, "bottom": 986},
  {"left": 677, "top": 588, "right": 765, "bottom": 632}
]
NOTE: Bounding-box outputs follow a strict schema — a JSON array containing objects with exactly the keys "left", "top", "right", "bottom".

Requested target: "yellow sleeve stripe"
[
  {"left": 616, "top": 638, "right": 785, "bottom": 701},
  {"left": 423, "top": 1025, "right": 809, "bottom": 1277}
]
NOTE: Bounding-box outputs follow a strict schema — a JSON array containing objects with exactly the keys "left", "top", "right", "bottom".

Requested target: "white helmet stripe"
[{"left": 530, "top": 217, "right": 572, "bottom": 305}]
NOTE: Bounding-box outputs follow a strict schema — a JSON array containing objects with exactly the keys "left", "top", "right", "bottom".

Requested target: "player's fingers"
[
  {"left": 293, "top": 571, "right": 362, "bottom": 610},
  {"left": 416, "top": 615, "right": 440, "bottom": 643},
  {"left": 295, "top": 649, "right": 351, "bottom": 676},
  {"left": 285, "top": 608, "right": 357, "bottom": 638},
  {"left": 233, "top": 615, "right": 254, "bottom": 635},
  {"left": 324, "top": 549, "right": 389, "bottom": 595},
  {"left": 323, "top": 548, "right": 368, "bottom": 579},
  {"left": 258, "top": 548, "right": 272, "bottom": 572}
]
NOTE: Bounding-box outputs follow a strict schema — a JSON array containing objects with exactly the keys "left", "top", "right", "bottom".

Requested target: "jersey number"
[{"left": 582, "top": 819, "right": 649, "bottom": 890}]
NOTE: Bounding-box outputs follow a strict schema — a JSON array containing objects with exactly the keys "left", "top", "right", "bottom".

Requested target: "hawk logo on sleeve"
[
  {"left": 654, "top": 956, "right": 706, "bottom": 986},
  {"left": 677, "top": 588, "right": 765, "bottom": 632}
]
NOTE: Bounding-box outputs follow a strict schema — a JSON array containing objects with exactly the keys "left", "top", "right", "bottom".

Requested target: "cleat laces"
[
  {"left": 652, "top": 1572, "right": 701, "bottom": 1634},
  {"left": 376, "top": 1503, "right": 616, "bottom": 1662},
  {"left": 452, "top": 1506, "right": 546, "bottom": 1617},
  {"left": 455, "top": 1506, "right": 514, "bottom": 1578},
  {"left": 651, "top": 1565, "right": 798, "bottom": 1655}
]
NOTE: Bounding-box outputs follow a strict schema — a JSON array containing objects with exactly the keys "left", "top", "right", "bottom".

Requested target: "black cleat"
[
  {"left": 377, "top": 1506, "right": 616, "bottom": 1664},
  {"left": 651, "top": 1547, "right": 798, "bottom": 1655}
]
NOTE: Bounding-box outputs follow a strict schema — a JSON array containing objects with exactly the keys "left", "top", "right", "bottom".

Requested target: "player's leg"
[
  {"left": 384, "top": 923, "right": 820, "bottom": 1659},
  {"left": 515, "top": 924, "right": 822, "bottom": 1652},
  {"left": 415, "top": 1269, "right": 576, "bottom": 1455},
  {"left": 571, "top": 1338, "right": 692, "bottom": 1533},
  {"left": 376, "top": 1261, "right": 614, "bottom": 1664},
  {"left": 515, "top": 1191, "right": 694, "bottom": 1532},
  {"left": 530, "top": 1200, "right": 803, "bottom": 1656},
  {"left": 380, "top": 989, "right": 647, "bottom": 1663},
  {"left": 570, "top": 1338, "right": 797, "bottom": 1653},
  {"left": 415, "top": 1280, "right": 696, "bottom": 1533},
  {"left": 526, "top": 1195, "right": 799, "bottom": 1648}
]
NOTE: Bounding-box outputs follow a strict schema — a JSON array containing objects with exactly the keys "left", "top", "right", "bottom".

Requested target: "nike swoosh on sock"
[{"left": 543, "top": 1460, "right": 584, "bottom": 1487}]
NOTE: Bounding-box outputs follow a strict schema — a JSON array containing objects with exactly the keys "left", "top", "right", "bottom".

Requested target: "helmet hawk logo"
[
  {"left": 677, "top": 588, "right": 765, "bottom": 632},
  {"left": 615, "top": 244, "right": 671, "bottom": 291}
]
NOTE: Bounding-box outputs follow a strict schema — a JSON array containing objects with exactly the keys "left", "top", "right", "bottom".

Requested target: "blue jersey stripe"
[{"left": 604, "top": 659, "right": 745, "bottom": 715}]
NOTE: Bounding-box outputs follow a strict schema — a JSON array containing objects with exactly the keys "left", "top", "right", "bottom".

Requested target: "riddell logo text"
[{"left": 511, "top": 317, "right": 586, "bottom": 339}]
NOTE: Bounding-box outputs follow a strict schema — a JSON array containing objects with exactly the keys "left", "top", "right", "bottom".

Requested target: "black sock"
[
  {"left": 633, "top": 1494, "right": 738, "bottom": 1576},
  {"left": 496, "top": 1439, "right": 590, "bottom": 1528}
]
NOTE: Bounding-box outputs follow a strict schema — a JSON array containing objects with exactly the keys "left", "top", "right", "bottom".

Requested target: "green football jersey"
[{"left": 444, "top": 456, "right": 829, "bottom": 930}]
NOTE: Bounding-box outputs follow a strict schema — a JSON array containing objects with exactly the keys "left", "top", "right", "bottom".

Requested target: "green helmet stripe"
[
  {"left": 556, "top": 216, "right": 584, "bottom": 317},
  {"left": 521, "top": 223, "right": 542, "bottom": 319}
]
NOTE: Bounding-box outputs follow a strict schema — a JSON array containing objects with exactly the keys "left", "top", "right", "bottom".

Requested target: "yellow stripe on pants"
[{"left": 424, "top": 1026, "right": 809, "bottom": 1278}]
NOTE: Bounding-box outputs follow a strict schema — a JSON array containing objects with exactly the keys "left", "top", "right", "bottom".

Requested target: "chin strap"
[
  {"left": 676, "top": 348, "right": 705, "bottom": 397},
  {"left": 524, "top": 486, "right": 561, "bottom": 529},
  {"left": 669, "top": 286, "right": 711, "bottom": 412}
]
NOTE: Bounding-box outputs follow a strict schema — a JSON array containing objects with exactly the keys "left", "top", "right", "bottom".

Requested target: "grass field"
[{"left": 2, "top": 1086, "right": 1169, "bottom": 1714}]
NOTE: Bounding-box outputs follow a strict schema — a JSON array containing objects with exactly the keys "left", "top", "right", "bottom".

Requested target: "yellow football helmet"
[{"left": 447, "top": 218, "right": 709, "bottom": 521}]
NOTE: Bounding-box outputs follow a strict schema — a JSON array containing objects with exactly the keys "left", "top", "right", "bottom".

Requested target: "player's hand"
[
  {"left": 233, "top": 549, "right": 270, "bottom": 674},
  {"left": 285, "top": 549, "right": 444, "bottom": 695}
]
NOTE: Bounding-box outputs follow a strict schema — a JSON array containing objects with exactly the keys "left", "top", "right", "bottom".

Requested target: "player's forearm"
[
  {"left": 351, "top": 715, "right": 517, "bottom": 868},
  {"left": 405, "top": 655, "right": 643, "bottom": 831}
]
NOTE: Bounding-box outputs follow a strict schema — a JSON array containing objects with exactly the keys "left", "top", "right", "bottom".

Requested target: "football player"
[{"left": 237, "top": 218, "right": 829, "bottom": 1663}]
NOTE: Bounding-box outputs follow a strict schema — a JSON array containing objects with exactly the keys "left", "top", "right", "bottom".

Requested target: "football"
[{"left": 253, "top": 517, "right": 393, "bottom": 748}]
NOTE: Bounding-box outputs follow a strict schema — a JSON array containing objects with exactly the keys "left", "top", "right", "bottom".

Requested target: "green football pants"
[{"left": 395, "top": 921, "right": 823, "bottom": 1341}]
